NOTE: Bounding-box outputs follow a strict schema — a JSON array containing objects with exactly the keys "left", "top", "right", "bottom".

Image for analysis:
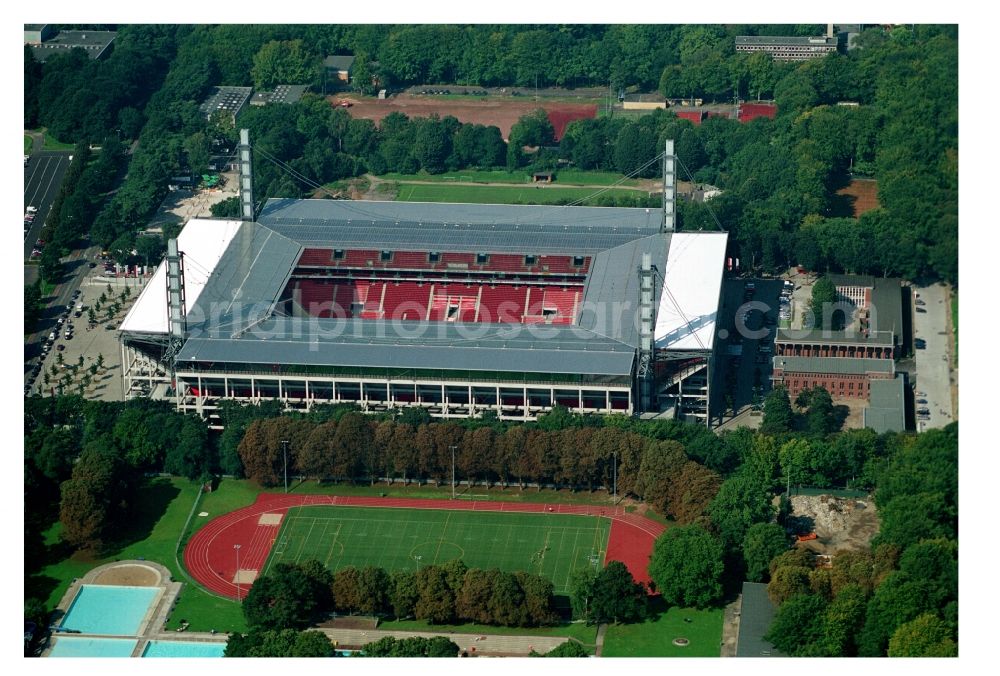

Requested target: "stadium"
[{"left": 118, "top": 136, "right": 728, "bottom": 426}]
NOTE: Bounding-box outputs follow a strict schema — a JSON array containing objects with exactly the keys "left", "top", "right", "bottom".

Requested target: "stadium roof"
[
  {"left": 119, "top": 219, "right": 245, "bottom": 335},
  {"left": 177, "top": 318, "right": 636, "bottom": 376},
  {"left": 655, "top": 232, "right": 729, "bottom": 351},
  {"left": 864, "top": 377, "right": 906, "bottom": 433},
  {"left": 258, "top": 199, "right": 662, "bottom": 254},
  {"left": 773, "top": 356, "right": 895, "bottom": 376}
]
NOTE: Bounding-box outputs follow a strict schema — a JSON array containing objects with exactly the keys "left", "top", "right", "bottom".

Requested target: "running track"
[{"left": 184, "top": 494, "right": 666, "bottom": 600}]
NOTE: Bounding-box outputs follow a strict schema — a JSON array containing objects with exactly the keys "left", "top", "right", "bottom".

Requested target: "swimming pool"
[
  {"left": 142, "top": 640, "right": 226, "bottom": 657},
  {"left": 60, "top": 585, "right": 160, "bottom": 636},
  {"left": 49, "top": 637, "right": 138, "bottom": 657}
]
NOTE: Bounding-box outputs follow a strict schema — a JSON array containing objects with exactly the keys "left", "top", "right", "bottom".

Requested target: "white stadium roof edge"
[
  {"left": 120, "top": 217, "right": 727, "bottom": 353},
  {"left": 119, "top": 219, "right": 243, "bottom": 334}
]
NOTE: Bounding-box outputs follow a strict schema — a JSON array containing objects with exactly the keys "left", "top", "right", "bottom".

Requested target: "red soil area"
[
  {"left": 836, "top": 178, "right": 880, "bottom": 217},
  {"left": 184, "top": 493, "right": 664, "bottom": 600},
  {"left": 334, "top": 94, "right": 597, "bottom": 141}
]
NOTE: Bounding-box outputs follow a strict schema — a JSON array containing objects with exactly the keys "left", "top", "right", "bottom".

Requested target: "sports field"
[
  {"left": 395, "top": 183, "right": 650, "bottom": 206},
  {"left": 262, "top": 506, "right": 610, "bottom": 593}
]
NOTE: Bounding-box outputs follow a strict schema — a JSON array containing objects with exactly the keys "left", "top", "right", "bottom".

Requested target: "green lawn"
[
  {"left": 380, "top": 169, "right": 638, "bottom": 187},
  {"left": 601, "top": 601, "right": 724, "bottom": 657},
  {"left": 395, "top": 182, "right": 649, "bottom": 206},
  {"left": 28, "top": 128, "right": 76, "bottom": 151},
  {"left": 30, "top": 477, "right": 249, "bottom": 634},
  {"left": 263, "top": 505, "right": 610, "bottom": 594}
]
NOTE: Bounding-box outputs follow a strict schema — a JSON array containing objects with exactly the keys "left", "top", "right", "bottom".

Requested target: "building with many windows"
[{"left": 734, "top": 34, "right": 838, "bottom": 61}]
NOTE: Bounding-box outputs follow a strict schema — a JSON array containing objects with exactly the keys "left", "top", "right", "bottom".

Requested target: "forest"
[{"left": 25, "top": 24, "right": 956, "bottom": 286}]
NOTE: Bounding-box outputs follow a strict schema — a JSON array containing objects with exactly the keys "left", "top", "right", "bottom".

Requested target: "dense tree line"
[
  {"left": 357, "top": 636, "right": 460, "bottom": 657},
  {"left": 241, "top": 558, "right": 557, "bottom": 629},
  {"left": 225, "top": 629, "right": 337, "bottom": 657},
  {"left": 24, "top": 396, "right": 213, "bottom": 553},
  {"left": 25, "top": 25, "right": 180, "bottom": 141},
  {"left": 764, "top": 424, "right": 958, "bottom": 656},
  {"left": 236, "top": 413, "right": 723, "bottom": 524},
  {"left": 569, "top": 560, "right": 648, "bottom": 625}
]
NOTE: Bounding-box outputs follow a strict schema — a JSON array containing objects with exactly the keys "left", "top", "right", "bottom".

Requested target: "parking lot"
[
  {"left": 23, "top": 151, "right": 72, "bottom": 259},
  {"left": 911, "top": 283, "right": 956, "bottom": 430},
  {"left": 26, "top": 272, "right": 146, "bottom": 402}
]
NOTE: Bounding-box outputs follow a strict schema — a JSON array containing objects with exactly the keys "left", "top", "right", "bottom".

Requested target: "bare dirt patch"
[
  {"left": 789, "top": 494, "right": 880, "bottom": 554},
  {"left": 334, "top": 94, "right": 597, "bottom": 141},
  {"left": 92, "top": 565, "right": 160, "bottom": 586},
  {"left": 318, "top": 616, "right": 379, "bottom": 630},
  {"left": 835, "top": 179, "right": 880, "bottom": 217}
]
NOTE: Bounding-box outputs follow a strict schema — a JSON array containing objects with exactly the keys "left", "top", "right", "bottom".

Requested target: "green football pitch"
[{"left": 262, "top": 506, "right": 611, "bottom": 593}]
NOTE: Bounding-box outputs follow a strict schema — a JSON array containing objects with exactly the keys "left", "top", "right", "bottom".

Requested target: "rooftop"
[
  {"left": 773, "top": 355, "right": 895, "bottom": 376},
  {"left": 829, "top": 273, "right": 876, "bottom": 288},
  {"left": 28, "top": 29, "right": 116, "bottom": 61},
  {"left": 736, "top": 582, "right": 785, "bottom": 657},
  {"left": 250, "top": 84, "right": 308, "bottom": 106},
  {"left": 870, "top": 278, "right": 904, "bottom": 344},
  {"left": 775, "top": 328, "right": 895, "bottom": 346},
  {"left": 258, "top": 199, "right": 662, "bottom": 254},
  {"left": 735, "top": 35, "right": 838, "bottom": 47},
  {"left": 199, "top": 86, "right": 253, "bottom": 119},
  {"left": 864, "top": 376, "right": 906, "bottom": 433},
  {"left": 324, "top": 55, "right": 356, "bottom": 71}
]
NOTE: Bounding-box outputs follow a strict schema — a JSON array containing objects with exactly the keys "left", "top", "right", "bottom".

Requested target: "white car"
[{"left": 26, "top": 206, "right": 37, "bottom": 213}]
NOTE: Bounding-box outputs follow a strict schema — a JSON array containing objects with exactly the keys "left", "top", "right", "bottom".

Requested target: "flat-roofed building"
[
  {"left": 864, "top": 376, "right": 906, "bottom": 433},
  {"left": 26, "top": 27, "right": 116, "bottom": 62},
  {"left": 250, "top": 84, "right": 308, "bottom": 107},
  {"left": 772, "top": 355, "right": 895, "bottom": 400},
  {"left": 199, "top": 86, "right": 253, "bottom": 123},
  {"left": 324, "top": 55, "right": 355, "bottom": 82},
  {"left": 735, "top": 35, "right": 838, "bottom": 61}
]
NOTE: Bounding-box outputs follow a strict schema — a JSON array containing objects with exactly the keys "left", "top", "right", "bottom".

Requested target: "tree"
[
  {"left": 251, "top": 40, "right": 320, "bottom": 89},
  {"left": 760, "top": 386, "right": 794, "bottom": 436},
  {"left": 243, "top": 562, "right": 330, "bottom": 630},
  {"left": 707, "top": 473, "right": 775, "bottom": 553},
  {"left": 538, "top": 641, "right": 589, "bottom": 657},
  {"left": 586, "top": 561, "right": 647, "bottom": 625},
  {"left": 389, "top": 570, "right": 419, "bottom": 619},
  {"left": 414, "top": 565, "right": 456, "bottom": 624},
  {"left": 742, "top": 522, "right": 789, "bottom": 583},
  {"left": 633, "top": 440, "right": 687, "bottom": 515},
  {"left": 649, "top": 525, "right": 725, "bottom": 608},
  {"left": 764, "top": 593, "right": 829, "bottom": 655},
  {"left": 767, "top": 565, "right": 813, "bottom": 605},
  {"left": 857, "top": 571, "right": 935, "bottom": 656},
  {"left": 809, "top": 276, "right": 844, "bottom": 330},
  {"left": 568, "top": 567, "right": 598, "bottom": 622},
  {"left": 888, "top": 613, "right": 957, "bottom": 657}
]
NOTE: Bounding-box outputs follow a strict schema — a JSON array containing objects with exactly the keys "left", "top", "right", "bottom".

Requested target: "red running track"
[{"left": 184, "top": 494, "right": 666, "bottom": 600}]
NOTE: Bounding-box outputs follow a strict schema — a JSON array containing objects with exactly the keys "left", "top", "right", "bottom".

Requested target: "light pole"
[
  {"left": 281, "top": 440, "right": 289, "bottom": 493},
  {"left": 450, "top": 445, "right": 457, "bottom": 499},
  {"left": 234, "top": 544, "right": 242, "bottom": 601},
  {"left": 613, "top": 452, "right": 617, "bottom": 504}
]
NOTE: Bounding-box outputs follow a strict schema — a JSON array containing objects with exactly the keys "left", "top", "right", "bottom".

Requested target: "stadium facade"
[{"left": 120, "top": 181, "right": 727, "bottom": 428}]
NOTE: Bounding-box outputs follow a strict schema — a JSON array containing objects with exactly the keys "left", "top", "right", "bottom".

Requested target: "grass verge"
[
  {"left": 25, "top": 135, "right": 32, "bottom": 154},
  {"left": 380, "top": 169, "right": 637, "bottom": 187},
  {"left": 395, "top": 182, "right": 650, "bottom": 206},
  {"left": 601, "top": 600, "right": 724, "bottom": 657}
]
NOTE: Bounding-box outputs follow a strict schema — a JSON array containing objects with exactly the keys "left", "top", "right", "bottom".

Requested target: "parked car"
[
  {"left": 915, "top": 299, "right": 926, "bottom": 306},
  {"left": 915, "top": 391, "right": 926, "bottom": 397},
  {"left": 916, "top": 399, "right": 928, "bottom": 404},
  {"left": 916, "top": 307, "right": 927, "bottom": 313},
  {"left": 56, "top": 344, "right": 65, "bottom": 352}
]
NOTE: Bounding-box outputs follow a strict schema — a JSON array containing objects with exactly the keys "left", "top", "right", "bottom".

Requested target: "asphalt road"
[{"left": 23, "top": 150, "right": 71, "bottom": 259}]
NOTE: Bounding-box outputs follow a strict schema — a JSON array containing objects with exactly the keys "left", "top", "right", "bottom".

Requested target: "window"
[
  {"left": 428, "top": 252, "right": 440, "bottom": 263},
  {"left": 333, "top": 249, "right": 344, "bottom": 260},
  {"left": 524, "top": 255, "right": 537, "bottom": 266},
  {"left": 476, "top": 253, "right": 489, "bottom": 264},
  {"left": 573, "top": 255, "right": 585, "bottom": 267},
  {"left": 380, "top": 250, "right": 393, "bottom": 262}
]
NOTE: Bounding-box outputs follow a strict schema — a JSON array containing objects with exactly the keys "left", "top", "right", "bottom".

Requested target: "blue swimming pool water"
[
  {"left": 49, "top": 637, "right": 138, "bottom": 657},
  {"left": 142, "top": 640, "right": 226, "bottom": 657},
  {"left": 61, "top": 585, "right": 160, "bottom": 636}
]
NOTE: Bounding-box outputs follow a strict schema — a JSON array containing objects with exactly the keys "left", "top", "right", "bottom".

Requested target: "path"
[
  {"left": 594, "top": 623, "right": 608, "bottom": 656},
  {"left": 318, "top": 626, "right": 567, "bottom": 656},
  {"left": 719, "top": 594, "right": 742, "bottom": 657}
]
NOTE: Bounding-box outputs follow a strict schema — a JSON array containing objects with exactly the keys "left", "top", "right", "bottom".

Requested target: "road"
[
  {"left": 23, "top": 150, "right": 72, "bottom": 259},
  {"left": 912, "top": 283, "right": 956, "bottom": 431},
  {"left": 711, "top": 277, "right": 782, "bottom": 426}
]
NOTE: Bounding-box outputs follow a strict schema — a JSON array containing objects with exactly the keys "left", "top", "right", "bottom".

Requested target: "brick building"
[{"left": 771, "top": 356, "right": 895, "bottom": 400}]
